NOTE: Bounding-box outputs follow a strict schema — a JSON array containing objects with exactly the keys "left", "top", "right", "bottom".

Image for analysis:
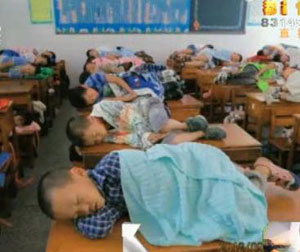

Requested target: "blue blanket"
[{"left": 119, "top": 143, "right": 268, "bottom": 246}]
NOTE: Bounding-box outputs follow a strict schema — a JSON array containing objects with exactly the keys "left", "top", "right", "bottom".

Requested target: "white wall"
[{"left": 0, "top": 0, "right": 299, "bottom": 86}]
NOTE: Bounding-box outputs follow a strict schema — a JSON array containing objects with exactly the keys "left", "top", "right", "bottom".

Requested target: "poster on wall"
[
  {"left": 53, "top": 0, "right": 248, "bottom": 34},
  {"left": 29, "top": 0, "right": 53, "bottom": 24},
  {"left": 54, "top": 0, "right": 192, "bottom": 34}
]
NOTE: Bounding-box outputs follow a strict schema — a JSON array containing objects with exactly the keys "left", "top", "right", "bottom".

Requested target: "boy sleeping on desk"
[
  {"left": 68, "top": 64, "right": 168, "bottom": 109},
  {"left": 66, "top": 97, "right": 226, "bottom": 150},
  {"left": 37, "top": 142, "right": 300, "bottom": 246}
]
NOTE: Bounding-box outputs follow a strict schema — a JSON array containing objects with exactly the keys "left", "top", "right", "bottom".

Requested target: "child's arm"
[
  {"left": 105, "top": 131, "right": 166, "bottom": 149},
  {"left": 75, "top": 205, "right": 124, "bottom": 239},
  {"left": 106, "top": 74, "right": 136, "bottom": 95}
]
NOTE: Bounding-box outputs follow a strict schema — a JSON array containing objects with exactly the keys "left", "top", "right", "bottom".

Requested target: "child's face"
[
  {"left": 280, "top": 54, "right": 290, "bottom": 63},
  {"left": 21, "top": 64, "right": 36, "bottom": 75},
  {"left": 231, "top": 53, "right": 241, "bottom": 62},
  {"left": 86, "top": 62, "right": 96, "bottom": 73},
  {"left": 83, "top": 86, "right": 99, "bottom": 105},
  {"left": 83, "top": 117, "right": 108, "bottom": 146},
  {"left": 50, "top": 167, "right": 105, "bottom": 220}
]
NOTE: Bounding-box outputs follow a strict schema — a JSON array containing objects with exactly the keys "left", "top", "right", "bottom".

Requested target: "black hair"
[
  {"left": 69, "top": 145, "right": 83, "bottom": 162},
  {"left": 68, "top": 86, "right": 88, "bottom": 108},
  {"left": 37, "top": 169, "right": 72, "bottom": 219},
  {"left": 83, "top": 57, "right": 96, "bottom": 71},
  {"left": 32, "top": 64, "right": 42, "bottom": 75},
  {"left": 257, "top": 50, "right": 264, "bottom": 56},
  {"left": 48, "top": 51, "right": 56, "bottom": 61},
  {"left": 273, "top": 54, "right": 281, "bottom": 62},
  {"left": 14, "top": 109, "right": 34, "bottom": 126},
  {"left": 79, "top": 71, "right": 91, "bottom": 84},
  {"left": 41, "top": 51, "right": 56, "bottom": 66},
  {"left": 42, "top": 55, "right": 51, "bottom": 67},
  {"left": 237, "top": 54, "right": 243, "bottom": 62},
  {"left": 66, "top": 117, "right": 90, "bottom": 147},
  {"left": 86, "top": 49, "right": 93, "bottom": 58}
]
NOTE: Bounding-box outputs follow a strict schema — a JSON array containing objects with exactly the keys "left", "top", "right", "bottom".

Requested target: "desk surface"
[
  {"left": 0, "top": 82, "right": 33, "bottom": 95},
  {"left": 47, "top": 183, "right": 300, "bottom": 252},
  {"left": 166, "top": 95, "right": 203, "bottom": 109},
  {"left": 80, "top": 124, "right": 261, "bottom": 155}
]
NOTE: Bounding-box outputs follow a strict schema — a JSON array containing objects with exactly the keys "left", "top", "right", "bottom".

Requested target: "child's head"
[
  {"left": 38, "top": 167, "right": 105, "bottom": 220},
  {"left": 230, "top": 53, "right": 243, "bottom": 63},
  {"left": 14, "top": 109, "right": 33, "bottom": 127},
  {"left": 34, "top": 55, "right": 51, "bottom": 66},
  {"left": 86, "top": 49, "right": 99, "bottom": 58},
  {"left": 84, "top": 60, "right": 97, "bottom": 74},
  {"left": 20, "top": 64, "right": 41, "bottom": 76},
  {"left": 68, "top": 86, "right": 99, "bottom": 108},
  {"left": 66, "top": 116, "right": 107, "bottom": 147},
  {"left": 273, "top": 53, "right": 290, "bottom": 64},
  {"left": 42, "top": 50, "right": 56, "bottom": 64}
]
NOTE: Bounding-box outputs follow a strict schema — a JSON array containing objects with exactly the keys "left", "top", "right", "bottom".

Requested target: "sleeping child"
[
  {"left": 66, "top": 97, "right": 226, "bottom": 149},
  {"left": 69, "top": 64, "right": 166, "bottom": 109},
  {"left": 268, "top": 67, "right": 300, "bottom": 103},
  {"left": 214, "top": 62, "right": 284, "bottom": 86},
  {"left": 0, "top": 62, "right": 41, "bottom": 78},
  {"left": 183, "top": 46, "right": 243, "bottom": 69},
  {"left": 37, "top": 143, "right": 300, "bottom": 245}
]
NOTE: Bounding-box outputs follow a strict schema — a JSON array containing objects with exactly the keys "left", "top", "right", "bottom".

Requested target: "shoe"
[
  {"left": 203, "top": 126, "right": 227, "bottom": 140},
  {"left": 186, "top": 115, "right": 208, "bottom": 132}
]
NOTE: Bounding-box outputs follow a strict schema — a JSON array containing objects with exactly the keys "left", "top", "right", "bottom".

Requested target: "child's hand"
[
  {"left": 122, "top": 92, "right": 138, "bottom": 102},
  {"left": 148, "top": 133, "right": 167, "bottom": 144}
]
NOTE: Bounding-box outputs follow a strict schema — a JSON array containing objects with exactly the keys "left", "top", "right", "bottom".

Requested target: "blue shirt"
[
  {"left": 75, "top": 152, "right": 127, "bottom": 239},
  {"left": 85, "top": 73, "right": 114, "bottom": 101},
  {"left": 0, "top": 55, "right": 28, "bottom": 67},
  {"left": 0, "top": 49, "right": 20, "bottom": 57},
  {"left": 8, "top": 66, "right": 23, "bottom": 78}
]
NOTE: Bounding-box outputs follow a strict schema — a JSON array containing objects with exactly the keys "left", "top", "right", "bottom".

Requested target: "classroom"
[{"left": 1, "top": 0, "right": 300, "bottom": 251}]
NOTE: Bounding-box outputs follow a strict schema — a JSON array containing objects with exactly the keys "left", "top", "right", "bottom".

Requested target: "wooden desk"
[
  {"left": 80, "top": 124, "right": 262, "bottom": 169},
  {"left": 47, "top": 183, "right": 300, "bottom": 252},
  {"left": 0, "top": 78, "right": 48, "bottom": 102},
  {"left": 246, "top": 93, "right": 300, "bottom": 141},
  {"left": 0, "top": 82, "right": 34, "bottom": 111},
  {"left": 166, "top": 95, "right": 202, "bottom": 121},
  {"left": 0, "top": 101, "right": 15, "bottom": 152}
]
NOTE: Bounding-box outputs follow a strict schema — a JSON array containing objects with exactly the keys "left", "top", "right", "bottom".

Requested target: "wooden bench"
[
  {"left": 78, "top": 95, "right": 203, "bottom": 122},
  {"left": 46, "top": 183, "right": 300, "bottom": 252},
  {"left": 80, "top": 124, "right": 262, "bottom": 169},
  {"left": 246, "top": 93, "right": 300, "bottom": 141}
]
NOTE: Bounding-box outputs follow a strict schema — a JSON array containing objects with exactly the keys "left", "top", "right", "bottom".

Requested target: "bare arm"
[{"left": 105, "top": 74, "right": 136, "bottom": 95}]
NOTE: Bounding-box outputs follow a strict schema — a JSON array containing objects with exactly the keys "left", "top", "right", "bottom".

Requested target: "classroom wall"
[{"left": 0, "top": 0, "right": 299, "bottom": 86}]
